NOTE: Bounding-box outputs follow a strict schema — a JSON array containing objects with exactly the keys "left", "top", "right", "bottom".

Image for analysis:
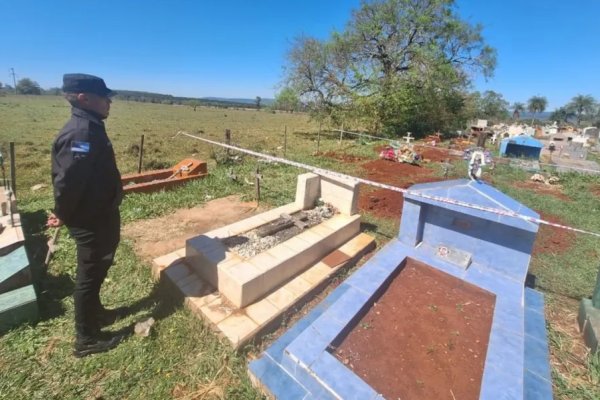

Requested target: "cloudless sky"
[{"left": 1, "top": 0, "right": 599, "bottom": 109}]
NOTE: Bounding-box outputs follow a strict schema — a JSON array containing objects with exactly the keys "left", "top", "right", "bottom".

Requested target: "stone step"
[
  {"left": 0, "top": 246, "right": 31, "bottom": 295},
  {"left": 0, "top": 284, "right": 38, "bottom": 332},
  {"left": 153, "top": 232, "right": 375, "bottom": 349}
]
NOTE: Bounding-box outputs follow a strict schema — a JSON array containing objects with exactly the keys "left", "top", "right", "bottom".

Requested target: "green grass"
[
  {"left": 489, "top": 165, "right": 600, "bottom": 300},
  {"left": 1, "top": 95, "right": 599, "bottom": 399}
]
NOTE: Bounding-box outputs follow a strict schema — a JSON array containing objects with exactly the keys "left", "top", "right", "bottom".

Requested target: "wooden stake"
[
  {"left": 44, "top": 228, "right": 61, "bottom": 269},
  {"left": 225, "top": 129, "right": 231, "bottom": 158},
  {"left": 137, "top": 134, "right": 145, "bottom": 173},
  {"left": 283, "top": 125, "right": 287, "bottom": 158},
  {"left": 317, "top": 122, "right": 322, "bottom": 153},
  {"left": 339, "top": 124, "right": 344, "bottom": 145},
  {"left": 9, "top": 142, "right": 16, "bottom": 195},
  {"left": 255, "top": 164, "right": 262, "bottom": 204}
]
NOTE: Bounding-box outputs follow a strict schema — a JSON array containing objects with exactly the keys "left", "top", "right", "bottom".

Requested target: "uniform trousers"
[{"left": 68, "top": 211, "right": 120, "bottom": 340}]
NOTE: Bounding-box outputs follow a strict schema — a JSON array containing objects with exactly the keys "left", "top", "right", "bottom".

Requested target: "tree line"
[
  {"left": 278, "top": 0, "right": 599, "bottom": 134},
  {"left": 4, "top": 0, "right": 598, "bottom": 128},
  {"left": 464, "top": 92, "right": 599, "bottom": 128}
]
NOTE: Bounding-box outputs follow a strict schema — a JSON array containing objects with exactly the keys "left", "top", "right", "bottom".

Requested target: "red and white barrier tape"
[{"left": 175, "top": 132, "right": 600, "bottom": 238}]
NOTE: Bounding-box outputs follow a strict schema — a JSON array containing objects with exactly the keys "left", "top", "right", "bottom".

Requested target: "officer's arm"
[{"left": 52, "top": 131, "right": 97, "bottom": 224}]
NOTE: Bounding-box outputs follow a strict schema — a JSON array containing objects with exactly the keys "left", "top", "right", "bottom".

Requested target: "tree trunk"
[{"left": 476, "top": 132, "right": 488, "bottom": 148}]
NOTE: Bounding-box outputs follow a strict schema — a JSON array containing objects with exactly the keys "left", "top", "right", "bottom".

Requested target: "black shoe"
[
  {"left": 73, "top": 334, "right": 123, "bottom": 358},
  {"left": 97, "top": 307, "right": 129, "bottom": 327}
]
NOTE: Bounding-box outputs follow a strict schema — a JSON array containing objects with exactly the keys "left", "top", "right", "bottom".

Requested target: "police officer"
[{"left": 47, "top": 73, "right": 125, "bottom": 357}]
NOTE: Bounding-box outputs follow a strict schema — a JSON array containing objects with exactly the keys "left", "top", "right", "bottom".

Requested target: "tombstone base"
[
  {"left": 0, "top": 285, "right": 38, "bottom": 332},
  {"left": 578, "top": 298, "right": 600, "bottom": 353}
]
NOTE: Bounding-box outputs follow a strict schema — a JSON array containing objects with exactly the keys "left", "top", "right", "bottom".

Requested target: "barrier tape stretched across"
[{"left": 174, "top": 132, "right": 600, "bottom": 238}]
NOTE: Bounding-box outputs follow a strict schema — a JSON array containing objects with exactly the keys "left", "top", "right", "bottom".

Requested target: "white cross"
[{"left": 403, "top": 132, "right": 414, "bottom": 144}]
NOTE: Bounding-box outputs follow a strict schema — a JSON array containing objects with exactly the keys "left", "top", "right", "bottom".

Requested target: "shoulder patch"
[{"left": 71, "top": 140, "right": 90, "bottom": 153}]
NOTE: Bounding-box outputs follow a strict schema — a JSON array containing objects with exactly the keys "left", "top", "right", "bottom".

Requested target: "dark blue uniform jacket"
[{"left": 51, "top": 107, "right": 122, "bottom": 228}]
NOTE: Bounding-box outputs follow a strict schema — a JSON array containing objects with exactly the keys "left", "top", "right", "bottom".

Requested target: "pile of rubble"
[
  {"left": 530, "top": 174, "right": 560, "bottom": 185},
  {"left": 223, "top": 204, "right": 336, "bottom": 258}
]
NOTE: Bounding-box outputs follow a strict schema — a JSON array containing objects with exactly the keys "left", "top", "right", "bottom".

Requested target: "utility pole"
[{"left": 10, "top": 68, "right": 17, "bottom": 94}]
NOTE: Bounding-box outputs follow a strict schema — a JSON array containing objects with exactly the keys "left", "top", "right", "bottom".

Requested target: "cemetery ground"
[{"left": 0, "top": 95, "right": 599, "bottom": 399}]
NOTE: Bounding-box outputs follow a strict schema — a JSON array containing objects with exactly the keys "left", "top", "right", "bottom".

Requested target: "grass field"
[{"left": 1, "top": 94, "right": 599, "bottom": 399}]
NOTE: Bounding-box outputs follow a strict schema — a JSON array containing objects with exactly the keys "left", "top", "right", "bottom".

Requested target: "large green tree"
[
  {"left": 549, "top": 107, "right": 575, "bottom": 125},
  {"left": 566, "top": 94, "right": 597, "bottom": 127},
  {"left": 479, "top": 90, "right": 509, "bottom": 123},
  {"left": 527, "top": 96, "right": 547, "bottom": 124},
  {"left": 284, "top": 0, "right": 496, "bottom": 135},
  {"left": 274, "top": 87, "right": 300, "bottom": 113},
  {"left": 16, "top": 78, "right": 42, "bottom": 95}
]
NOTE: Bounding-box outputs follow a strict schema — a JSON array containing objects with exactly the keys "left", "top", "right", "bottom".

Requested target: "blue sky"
[{"left": 1, "top": 0, "right": 599, "bottom": 109}]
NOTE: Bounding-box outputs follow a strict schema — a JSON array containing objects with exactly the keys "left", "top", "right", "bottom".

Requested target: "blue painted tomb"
[{"left": 249, "top": 179, "right": 553, "bottom": 399}]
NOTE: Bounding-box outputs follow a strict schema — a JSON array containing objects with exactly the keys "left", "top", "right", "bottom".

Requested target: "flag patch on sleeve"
[{"left": 71, "top": 141, "right": 91, "bottom": 153}]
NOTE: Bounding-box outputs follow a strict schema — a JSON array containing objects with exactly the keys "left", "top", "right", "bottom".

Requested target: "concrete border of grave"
[
  {"left": 250, "top": 179, "right": 553, "bottom": 400},
  {"left": 121, "top": 158, "right": 208, "bottom": 194},
  {"left": 152, "top": 173, "right": 375, "bottom": 348}
]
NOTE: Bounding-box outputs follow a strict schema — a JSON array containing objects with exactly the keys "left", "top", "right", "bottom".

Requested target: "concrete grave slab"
[{"left": 152, "top": 173, "right": 374, "bottom": 348}]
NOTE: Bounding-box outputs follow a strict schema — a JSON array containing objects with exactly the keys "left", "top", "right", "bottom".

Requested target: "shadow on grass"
[
  {"left": 20, "top": 210, "right": 180, "bottom": 334},
  {"left": 96, "top": 280, "right": 182, "bottom": 341},
  {"left": 121, "top": 280, "right": 183, "bottom": 324},
  {"left": 360, "top": 221, "right": 394, "bottom": 240}
]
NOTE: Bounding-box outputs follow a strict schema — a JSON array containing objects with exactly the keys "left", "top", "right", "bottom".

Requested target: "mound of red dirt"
[
  {"left": 320, "top": 151, "right": 368, "bottom": 163},
  {"left": 415, "top": 145, "right": 459, "bottom": 163},
  {"left": 358, "top": 159, "right": 440, "bottom": 219},
  {"left": 532, "top": 212, "right": 576, "bottom": 256},
  {"left": 361, "top": 159, "right": 433, "bottom": 186},
  {"left": 359, "top": 188, "right": 405, "bottom": 220}
]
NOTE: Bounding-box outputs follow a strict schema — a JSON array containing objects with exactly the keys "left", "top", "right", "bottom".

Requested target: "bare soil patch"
[
  {"left": 122, "top": 195, "right": 261, "bottom": 261},
  {"left": 358, "top": 188, "right": 406, "bottom": 220},
  {"left": 320, "top": 151, "right": 368, "bottom": 163},
  {"left": 532, "top": 212, "right": 577, "bottom": 256},
  {"left": 332, "top": 258, "right": 495, "bottom": 400},
  {"left": 358, "top": 159, "right": 440, "bottom": 219},
  {"left": 415, "top": 145, "right": 460, "bottom": 163},
  {"left": 590, "top": 184, "right": 600, "bottom": 198},
  {"left": 515, "top": 181, "right": 571, "bottom": 202},
  {"left": 361, "top": 158, "right": 435, "bottom": 186}
]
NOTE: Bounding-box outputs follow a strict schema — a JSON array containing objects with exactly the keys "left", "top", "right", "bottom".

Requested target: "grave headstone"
[{"left": 578, "top": 266, "right": 600, "bottom": 353}]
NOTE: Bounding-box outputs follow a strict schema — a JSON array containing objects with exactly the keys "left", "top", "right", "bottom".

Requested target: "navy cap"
[{"left": 62, "top": 73, "right": 115, "bottom": 97}]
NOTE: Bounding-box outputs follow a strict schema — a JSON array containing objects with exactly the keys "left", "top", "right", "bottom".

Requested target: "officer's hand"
[{"left": 47, "top": 213, "right": 63, "bottom": 227}]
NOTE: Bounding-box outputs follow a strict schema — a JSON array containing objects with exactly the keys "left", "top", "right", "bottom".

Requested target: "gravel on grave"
[{"left": 222, "top": 204, "right": 336, "bottom": 259}]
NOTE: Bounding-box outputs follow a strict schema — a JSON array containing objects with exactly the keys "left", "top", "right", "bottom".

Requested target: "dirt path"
[{"left": 122, "top": 195, "right": 261, "bottom": 261}]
